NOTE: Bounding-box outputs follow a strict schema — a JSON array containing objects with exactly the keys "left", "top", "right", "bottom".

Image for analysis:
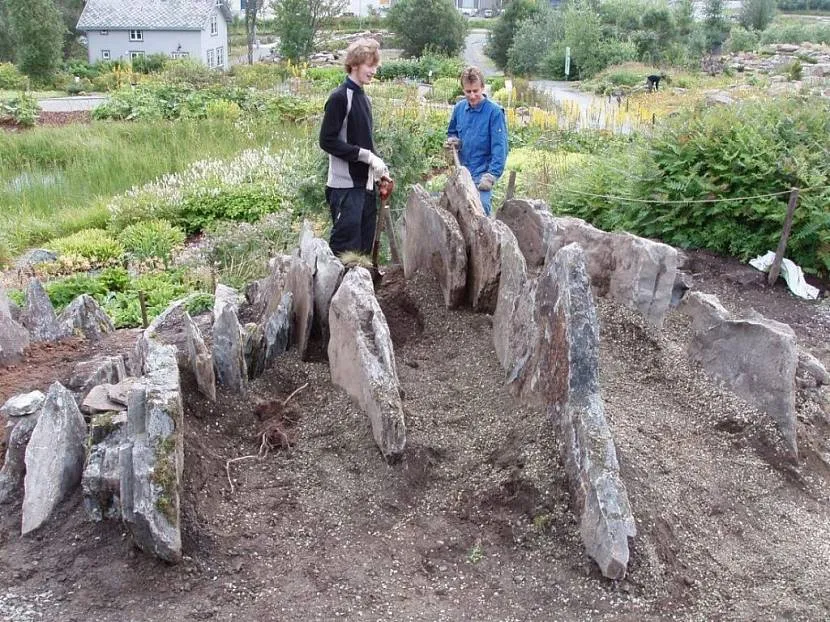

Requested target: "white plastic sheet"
[{"left": 749, "top": 250, "right": 820, "bottom": 300}]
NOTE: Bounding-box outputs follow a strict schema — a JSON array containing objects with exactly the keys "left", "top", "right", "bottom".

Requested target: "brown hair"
[
  {"left": 344, "top": 38, "right": 381, "bottom": 74},
  {"left": 460, "top": 66, "right": 485, "bottom": 87}
]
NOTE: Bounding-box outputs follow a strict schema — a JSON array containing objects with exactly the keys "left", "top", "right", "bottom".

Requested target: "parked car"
[{"left": 483, "top": 8, "right": 494, "bottom": 17}]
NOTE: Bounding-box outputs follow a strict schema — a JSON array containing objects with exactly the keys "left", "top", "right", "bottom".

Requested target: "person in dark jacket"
[
  {"left": 319, "top": 38, "right": 388, "bottom": 256},
  {"left": 444, "top": 66, "right": 508, "bottom": 216}
]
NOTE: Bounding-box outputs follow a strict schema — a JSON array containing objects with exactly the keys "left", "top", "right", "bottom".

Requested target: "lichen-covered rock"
[
  {"left": 58, "top": 294, "right": 115, "bottom": 340},
  {"left": 20, "top": 278, "right": 66, "bottom": 342},
  {"left": 184, "top": 311, "right": 216, "bottom": 401},
  {"left": 0, "top": 283, "right": 30, "bottom": 364}
]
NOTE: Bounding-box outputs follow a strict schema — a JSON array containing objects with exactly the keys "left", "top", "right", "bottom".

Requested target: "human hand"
[
  {"left": 367, "top": 153, "right": 389, "bottom": 179},
  {"left": 444, "top": 136, "right": 461, "bottom": 150},
  {"left": 477, "top": 172, "right": 496, "bottom": 191}
]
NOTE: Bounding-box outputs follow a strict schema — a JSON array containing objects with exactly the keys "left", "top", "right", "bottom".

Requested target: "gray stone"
[
  {"left": 8, "top": 299, "right": 20, "bottom": 323},
  {"left": 14, "top": 248, "right": 57, "bottom": 269},
  {"left": 797, "top": 349, "right": 829, "bottom": 387},
  {"left": 0, "top": 284, "right": 30, "bottom": 364},
  {"left": 214, "top": 283, "right": 243, "bottom": 317},
  {"left": 0, "top": 411, "right": 40, "bottom": 505},
  {"left": 82, "top": 412, "right": 127, "bottom": 521},
  {"left": 402, "top": 185, "right": 467, "bottom": 309},
  {"left": 263, "top": 292, "right": 293, "bottom": 370},
  {"left": 1, "top": 390, "right": 45, "bottom": 419},
  {"left": 184, "top": 312, "right": 216, "bottom": 401},
  {"left": 22, "top": 382, "right": 87, "bottom": 534},
  {"left": 538, "top": 243, "right": 636, "bottom": 580},
  {"left": 212, "top": 296, "right": 247, "bottom": 393},
  {"left": 285, "top": 255, "right": 314, "bottom": 360},
  {"left": 58, "top": 294, "right": 115, "bottom": 340},
  {"left": 68, "top": 355, "right": 127, "bottom": 403},
  {"left": 495, "top": 198, "right": 554, "bottom": 268},
  {"left": 121, "top": 340, "right": 183, "bottom": 562},
  {"left": 299, "top": 220, "right": 345, "bottom": 339},
  {"left": 81, "top": 384, "right": 126, "bottom": 415},
  {"left": 20, "top": 278, "right": 65, "bottom": 342},
  {"left": 328, "top": 268, "right": 406, "bottom": 462},
  {"left": 106, "top": 377, "right": 139, "bottom": 407},
  {"left": 243, "top": 322, "right": 266, "bottom": 380},
  {"left": 682, "top": 292, "right": 799, "bottom": 458}
]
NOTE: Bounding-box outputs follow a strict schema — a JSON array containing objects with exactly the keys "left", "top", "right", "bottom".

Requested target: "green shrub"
[
  {"left": 426, "top": 76, "right": 462, "bottom": 103},
  {"left": 65, "top": 77, "right": 94, "bottom": 95},
  {"left": 47, "top": 228, "right": 124, "bottom": 265},
  {"left": 726, "top": 26, "right": 759, "bottom": 52},
  {"left": 230, "top": 63, "right": 291, "bottom": 88},
  {"left": 0, "top": 92, "right": 39, "bottom": 127},
  {"left": 387, "top": 0, "right": 467, "bottom": 58},
  {"left": 98, "top": 266, "right": 131, "bottom": 292},
  {"left": 175, "top": 186, "right": 277, "bottom": 234},
  {"left": 0, "top": 62, "right": 27, "bottom": 89},
  {"left": 205, "top": 99, "right": 242, "bottom": 121},
  {"left": 119, "top": 219, "right": 186, "bottom": 262},
  {"left": 760, "top": 21, "right": 830, "bottom": 45},
  {"left": 159, "top": 59, "right": 217, "bottom": 86},
  {"left": 785, "top": 58, "right": 803, "bottom": 80},
  {"left": 131, "top": 53, "right": 168, "bottom": 74},
  {"left": 46, "top": 274, "right": 108, "bottom": 310},
  {"left": 184, "top": 292, "right": 214, "bottom": 316},
  {"left": 376, "top": 53, "right": 463, "bottom": 82}
]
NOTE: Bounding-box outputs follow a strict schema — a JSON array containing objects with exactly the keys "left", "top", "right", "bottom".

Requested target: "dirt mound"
[{"left": 0, "top": 257, "right": 829, "bottom": 621}]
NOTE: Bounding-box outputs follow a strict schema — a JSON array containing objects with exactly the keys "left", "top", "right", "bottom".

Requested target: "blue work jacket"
[{"left": 447, "top": 96, "right": 508, "bottom": 182}]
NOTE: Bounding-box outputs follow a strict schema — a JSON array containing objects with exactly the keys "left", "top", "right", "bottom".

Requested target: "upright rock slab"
[
  {"left": 0, "top": 283, "right": 30, "bottom": 364},
  {"left": 83, "top": 411, "right": 128, "bottom": 521},
  {"left": 212, "top": 284, "right": 247, "bottom": 393},
  {"left": 299, "top": 221, "right": 344, "bottom": 339},
  {"left": 538, "top": 243, "right": 636, "bottom": 580},
  {"left": 402, "top": 185, "right": 467, "bottom": 309},
  {"left": 58, "top": 294, "right": 115, "bottom": 340},
  {"left": 21, "top": 382, "right": 87, "bottom": 534},
  {"left": 328, "top": 268, "right": 406, "bottom": 461},
  {"left": 121, "top": 340, "right": 184, "bottom": 562},
  {"left": 0, "top": 408, "right": 41, "bottom": 505},
  {"left": 20, "top": 278, "right": 65, "bottom": 342},
  {"left": 285, "top": 256, "right": 314, "bottom": 359},
  {"left": 184, "top": 311, "right": 216, "bottom": 401},
  {"left": 681, "top": 292, "right": 800, "bottom": 457}
]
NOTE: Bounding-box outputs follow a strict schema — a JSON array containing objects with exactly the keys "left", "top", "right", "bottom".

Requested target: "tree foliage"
[
  {"left": 703, "top": 0, "right": 729, "bottom": 49},
  {"left": 0, "top": 1, "right": 14, "bottom": 63},
  {"left": 6, "top": 0, "right": 65, "bottom": 81},
  {"left": 507, "top": 4, "right": 562, "bottom": 76},
  {"left": 387, "top": 0, "right": 466, "bottom": 58},
  {"left": 485, "top": 0, "right": 541, "bottom": 69},
  {"left": 272, "top": 0, "right": 346, "bottom": 62},
  {"left": 739, "top": 0, "right": 776, "bottom": 32},
  {"left": 54, "top": 0, "right": 84, "bottom": 59}
]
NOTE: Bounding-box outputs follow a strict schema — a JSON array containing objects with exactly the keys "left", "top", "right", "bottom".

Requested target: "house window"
[
  {"left": 206, "top": 48, "right": 215, "bottom": 68},
  {"left": 100, "top": 30, "right": 109, "bottom": 35},
  {"left": 129, "top": 29, "right": 143, "bottom": 41},
  {"left": 216, "top": 46, "right": 224, "bottom": 68},
  {"left": 171, "top": 51, "right": 190, "bottom": 59},
  {"left": 101, "top": 49, "right": 111, "bottom": 60},
  {"left": 210, "top": 14, "right": 218, "bottom": 35},
  {"left": 130, "top": 51, "right": 145, "bottom": 60}
]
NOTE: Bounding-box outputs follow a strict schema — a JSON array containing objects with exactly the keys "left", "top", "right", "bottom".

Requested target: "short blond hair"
[
  {"left": 460, "top": 66, "right": 485, "bottom": 88},
  {"left": 344, "top": 38, "right": 381, "bottom": 74}
]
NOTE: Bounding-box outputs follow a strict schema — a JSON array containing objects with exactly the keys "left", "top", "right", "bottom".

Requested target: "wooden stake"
[
  {"left": 505, "top": 171, "right": 517, "bottom": 201},
  {"left": 768, "top": 188, "right": 799, "bottom": 287},
  {"left": 138, "top": 290, "right": 149, "bottom": 328}
]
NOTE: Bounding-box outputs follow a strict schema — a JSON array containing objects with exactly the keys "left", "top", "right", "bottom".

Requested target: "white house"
[{"left": 77, "top": 0, "right": 232, "bottom": 70}]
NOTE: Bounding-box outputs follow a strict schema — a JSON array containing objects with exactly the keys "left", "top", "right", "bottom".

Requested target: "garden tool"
[{"left": 371, "top": 176, "right": 399, "bottom": 274}]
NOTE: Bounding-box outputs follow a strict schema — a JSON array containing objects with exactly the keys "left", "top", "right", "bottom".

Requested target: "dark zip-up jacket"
[{"left": 319, "top": 77, "right": 376, "bottom": 189}]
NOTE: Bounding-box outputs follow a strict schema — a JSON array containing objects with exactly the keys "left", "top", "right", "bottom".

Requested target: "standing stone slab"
[
  {"left": 0, "top": 410, "right": 41, "bottom": 505},
  {"left": 540, "top": 244, "right": 636, "bottom": 580},
  {"left": 58, "top": 294, "right": 115, "bottom": 340},
  {"left": 121, "top": 341, "right": 184, "bottom": 562},
  {"left": 22, "top": 382, "right": 87, "bottom": 534},
  {"left": 184, "top": 311, "right": 216, "bottom": 401},
  {"left": 82, "top": 412, "right": 128, "bottom": 521},
  {"left": 212, "top": 284, "right": 247, "bottom": 393},
  {"left": 0, "top": 283, "right": 30, "bottom": 364},
  {"left": 20, "top": 278, "right": 65, "bottom": 342},
  {"left": 402, "top": 185, "right": 467, "bottom": 309},
  {"left": 285, "top": 255, "right": 314, "bottom": 360},
  {"left": 681, "top": 292, "right": 800, "bottom": 458},
  {"left": 495, "top": 198, "right": 553, "bottom": 267},
  {"left": 68, "top": 355, "right": 127, "bottom": 403},
  {"left": 328, "top": 268, "right": 406, "bottom": 461},
  {"left": 299, "top": 221, "right": 345, "bottom": 339},
  {"left": 262, "top": 291, "right": 293, "bottom": 370}
]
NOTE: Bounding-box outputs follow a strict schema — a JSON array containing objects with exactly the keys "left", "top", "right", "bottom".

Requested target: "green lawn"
[{"left": 0, "top": 117, "right": 312, "bottom": 264}]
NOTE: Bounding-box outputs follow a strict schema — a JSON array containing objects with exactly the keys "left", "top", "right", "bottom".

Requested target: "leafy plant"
[
  {"left": 0, "top": 92, "right": 39, "bottom": 127},
  {"left": 98, "top": 266, "right": 131, "bottom": 292},
  {"left": 46, "top": 274, "right": 108, "bottom": 310},
  {"left": 0, "top": 62, "right": 27, "bottom": 89},
  {"left": 387, "top": 0, "right": 467, "bottom": 58},
  {"left": 119, "top": 219, "right": 186, "bottom": 263},
  {"left": 47, "top": 228, "right": 124, "bottom": 266}
]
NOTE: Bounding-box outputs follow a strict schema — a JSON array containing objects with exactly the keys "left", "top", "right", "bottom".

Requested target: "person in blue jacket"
[{"left": 444, "top": 66, "right": 508, "bottom": 216}]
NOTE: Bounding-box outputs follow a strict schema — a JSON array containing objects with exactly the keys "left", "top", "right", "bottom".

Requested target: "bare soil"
[{"left": 1, "top": 251, "right": 829, "bottom": 621}]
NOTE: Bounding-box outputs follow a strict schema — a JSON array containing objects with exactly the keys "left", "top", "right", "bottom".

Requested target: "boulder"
[
  {"left": 328, "top": 268, "right": 406, "bottom": 462},
  {"left": 1, "top": 390, "right": 45, "bottom": 419},
  {"left": 212, "top": 284, "right": 247, "bottom": 393},
  {"left": 797, "top": 349, "right": 829, "bottom": 387},
  {"left": 106, "top": 377, "right": 139, "bottom": 407},
  {"left": 0, "top": 410, "right": 41, "bottom": 505},
  {"left": 58, "top": 294, "right": 115, "bottom": 340},
  {"left": 81, "top": 384, "right": 127, "bottom": 415},
  {"left": 402, "top": 185, "right": 467, "bottom": 309},
  {"left": 14, "top": 248, "right": 57, "bottom": 269},
  {"left": 68, "top": 355, "right": 127, "bottom": 403},
  {"left": 121, "top": 340, "right": 184, "bottom": 562},
  {"left": 184, "top": 311, "right": 216, "bottom": 401},
  {"left": 538, "top": 243, "right": 636, "bottom": 580},
  {"left": 299, "top": 220, "right": 345, "bottom": 339},
  {"left": 0, "top": 284, "right": 30, "bottom": 364},
  {"left": 22, "top": 382, "right": 87, "bottom": 534},
  {"left": 495, "top": 198, "right": 554, "bottom": 268},
  {"left": 681, "top": 292, "right": 799, "bottom": 458},
  {"left": 19, "top": 278, "right": 65, "bottom": 342}
]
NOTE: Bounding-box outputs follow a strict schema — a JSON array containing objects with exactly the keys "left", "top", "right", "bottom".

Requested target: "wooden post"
[
  {"left": 138, "top": 290, "right": 149, "bottom": 329},
  {"left": 505, "top": 171, "right": 517, "bottom": 201},
  {"left": 768, "top": 187, "right": 800, "bottom": 287}
]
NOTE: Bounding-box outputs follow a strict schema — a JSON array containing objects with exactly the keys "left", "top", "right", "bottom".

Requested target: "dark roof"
[{"left": 77, "top": 0, "right": 231, "bottom": 31}]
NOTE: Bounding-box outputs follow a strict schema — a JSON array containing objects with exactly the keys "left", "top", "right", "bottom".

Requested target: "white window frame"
[
  {"left": 129, "top": 50, "right": 145, "bottom": 60},
  {"left": 215, "top": 46, "right": 224, "bottom": 69},
  {"left": 129, "top": 29, "right": 143, "bottom": 42},
  {"left": 210, "top": 14, "right": 218, "bottom": 36},
  {"left": 101, "top": 49, "right": 111, "bottom": 60},
  {"left": 206, "top": 48, "right": 215, "bottom": 68},
  {"left": 171, "top": 51, "right": 190, "bottom": 59},
  {"left": 100, "top": 29, "right": 109, "bottom": 35}
]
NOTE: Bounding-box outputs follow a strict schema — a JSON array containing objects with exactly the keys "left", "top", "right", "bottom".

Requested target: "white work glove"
[
  {"left": 444, "top": 136, "right": 461, "bottom": 150},
  {"left": 359, "top": 148, "right": 389, "bottom": 180},
  {"left": 477, "top": 172, "right": 496, "bottom": 192}
]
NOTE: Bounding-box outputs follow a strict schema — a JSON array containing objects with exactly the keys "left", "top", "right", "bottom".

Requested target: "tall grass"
[{"left": 0, "top": 118, "right": 312, "bottom": 263}]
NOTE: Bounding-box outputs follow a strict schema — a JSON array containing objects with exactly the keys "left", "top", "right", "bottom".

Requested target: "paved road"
[{"left": 463, "top": 30, "right": 498, "bottom": 77}]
